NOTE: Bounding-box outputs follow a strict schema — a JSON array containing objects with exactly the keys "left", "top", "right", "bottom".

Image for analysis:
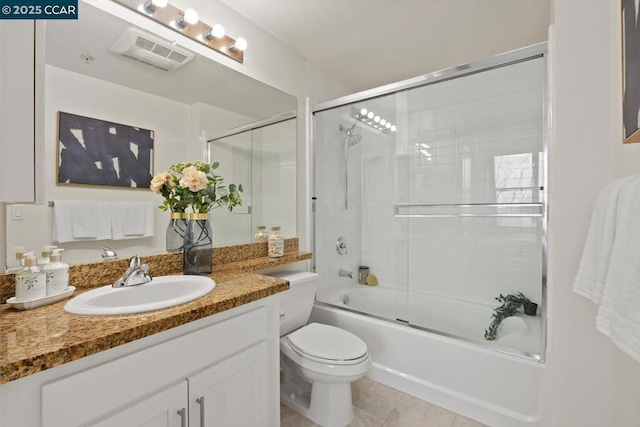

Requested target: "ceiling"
[{"left": 218, "top": 0, "right": 551, "bottom": 93}]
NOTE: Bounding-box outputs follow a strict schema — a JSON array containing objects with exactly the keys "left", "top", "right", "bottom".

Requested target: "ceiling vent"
[{"left": 110, "top": 28, "right": 194, "bottom": 72}]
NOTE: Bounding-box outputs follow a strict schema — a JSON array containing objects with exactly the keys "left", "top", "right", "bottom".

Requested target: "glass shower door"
[{"left": 399, "top": 57, "right": 546, "bottom": 356}]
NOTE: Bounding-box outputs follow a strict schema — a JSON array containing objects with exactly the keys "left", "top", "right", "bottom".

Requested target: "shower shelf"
[{"left": 393, "top": 203, "right": 544, "bottom": 218}]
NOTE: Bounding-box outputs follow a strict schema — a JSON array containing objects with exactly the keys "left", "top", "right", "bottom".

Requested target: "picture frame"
[
  {"left": 622, "top": 0, "right": 640, "bottom": 143},
  {"left": 57, "top": 111, "right": 154, "bottom": 188}
]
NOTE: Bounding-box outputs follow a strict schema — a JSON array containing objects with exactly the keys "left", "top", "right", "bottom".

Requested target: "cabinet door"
[
  {"left": 89, "top": 380, "right": 188, "bottom": 427},
  {"left": 189, "top": 342, "right": 268, "bottom": 427}
]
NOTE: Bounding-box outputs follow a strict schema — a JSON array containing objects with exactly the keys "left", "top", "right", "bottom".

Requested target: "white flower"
[
  {"left": 179, "top": 166, "right": 208, "bottom": 192},
  {"left": 150, "top": 172, "right": 173, "bottom": 193}
]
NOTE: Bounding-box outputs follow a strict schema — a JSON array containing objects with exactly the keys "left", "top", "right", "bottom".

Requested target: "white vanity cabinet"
[{"left": 0, "top": 296, "right": 280, "bottom": 427}]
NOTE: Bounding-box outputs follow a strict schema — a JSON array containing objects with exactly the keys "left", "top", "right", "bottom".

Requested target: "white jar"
[
  {"left": 254, "top": 225, "right": 268, "bottom": 242},
  {"left": 267, "top": 226, "right": 284, "bottom": 258}
]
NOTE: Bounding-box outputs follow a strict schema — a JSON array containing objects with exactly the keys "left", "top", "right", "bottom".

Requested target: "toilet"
[{"left": 268, "top": 271, "right": 371, "bottom": 427}]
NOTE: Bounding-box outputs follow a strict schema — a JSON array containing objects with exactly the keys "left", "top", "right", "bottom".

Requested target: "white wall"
[{"left": 544, "top": 0, "right": 640, "bottom": 425}]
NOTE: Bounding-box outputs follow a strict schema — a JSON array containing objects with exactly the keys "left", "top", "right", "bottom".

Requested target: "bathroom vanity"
[
  {"left": 0, "top": 274, "right": 283, "bottom": 426},
  {"left": 0, "top": 243, "right": 312, "bottom": 426}
]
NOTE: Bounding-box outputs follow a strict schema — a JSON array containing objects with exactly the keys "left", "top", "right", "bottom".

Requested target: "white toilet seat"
[{"left": 287, "top": 323, "right": 368, "bottom": 365}]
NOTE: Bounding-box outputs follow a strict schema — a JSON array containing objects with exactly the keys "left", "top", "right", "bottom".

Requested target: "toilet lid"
[{"left": 287, "top": 323, "right": 368, "bottom": 362}]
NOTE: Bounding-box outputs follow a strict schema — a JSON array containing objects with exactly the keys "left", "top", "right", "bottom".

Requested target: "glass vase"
[
  {"left": 166, "top": 212, "right": 187, "bottom": 252},
  {"left": 183, "top": 213, "right": 213, "bottom": 275}
]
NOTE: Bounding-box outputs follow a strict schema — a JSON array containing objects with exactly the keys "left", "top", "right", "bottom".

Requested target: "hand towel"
[
  {"left": 123, "top": 202, "right": 146, "bottom": 236},
  {"left": 53, "top": 200, "right": 111, "bottom": 242},
  {"left": 97, "top": 201, "right": 112, "bottom": 240},
  {"left": 52, "top": 200, "right": 73, "bottom": 243},
  {"left": 71, "top": 200, "right": 99, "bottom": 238},
  {"left": 112, "top": 201, "right": 155, "bottom": 240},
  {"left": 573, "top": 176, "right": 635, "bottom": 303}
]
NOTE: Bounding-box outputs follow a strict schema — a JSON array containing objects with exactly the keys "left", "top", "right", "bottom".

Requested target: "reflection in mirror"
[
  {"left": 4, "top": 1, "right": 296, "bottom": 267},
  {"left": 208, "top": 116, "right": 297, "bottom": 246}
]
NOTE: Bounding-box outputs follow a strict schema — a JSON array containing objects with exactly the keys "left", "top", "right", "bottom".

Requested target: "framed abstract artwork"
[
  {"left": 623, "top": 0, "right": 640, "bottom": 143},
  {"left": 57, "top": 112, "right": 154, "bottom": 188}
]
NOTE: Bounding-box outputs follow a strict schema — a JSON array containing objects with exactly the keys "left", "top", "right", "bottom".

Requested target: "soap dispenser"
[
  {"left": 43, "top": 248, "right": 69, "bottom": 296},
  {"left": 38, "top": 245, "right": 58, "bottom": 267},
  {"left": 15, "top": 253, "right": 47, "bottom": 302}
]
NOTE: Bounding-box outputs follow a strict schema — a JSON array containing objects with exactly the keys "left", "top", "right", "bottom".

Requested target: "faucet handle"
[{"left": 129, "top": 255, "right": 141, "bottom": 268}]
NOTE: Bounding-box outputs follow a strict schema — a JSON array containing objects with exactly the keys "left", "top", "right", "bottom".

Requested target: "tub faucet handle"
[{"left": 336, "top": 237, "right": 348, "bottom": 255}]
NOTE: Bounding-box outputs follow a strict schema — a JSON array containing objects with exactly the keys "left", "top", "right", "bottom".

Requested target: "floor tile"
[
  {"left": 351, "top": 377, "right": 405, "bottom": 420},
  {"left": 348, "top": 406, "right": 386, "bottom": 427},
  {"left": 280, "top": 403, "right": 317, "bottom": 427},
  {"left": 452, "top": 415, "right": 488, "bottom": 427},
  {"left": 382, "top": 394, "right": 456, "bottom": 427}
]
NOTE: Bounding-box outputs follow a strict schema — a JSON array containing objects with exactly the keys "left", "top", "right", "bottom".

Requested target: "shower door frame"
[{"left": 310, "top": 42, "right": 549, "bottom": 362}]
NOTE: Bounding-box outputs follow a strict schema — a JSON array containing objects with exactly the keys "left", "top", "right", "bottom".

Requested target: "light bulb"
[
  {"left": 142, "top": 0, "right": 167, "bottom": 13},
  {"left": 360, "top": 108, "right": 368, "bottom": 116},
  {"left": 380, "top": 119, "right": 386, "bottom": 126},
  {"left": 183, "top": 9, "right": 198, "bottom": 24},
  {"left": 385, "top": 122, "right": 392, "bottom": 129},
  {"left": 391, "top": 125, "right": 397, "bottom": 132},
  {"left": 367, "top": 112, "right": 374, "bottom": 119},
  {"left": 205, "top": 24, "right": 225, "bottom": 40},
  {"left": 231, "top": 37, "right": 248, "bottom": 51},
  {"left": 374, "top": 116, "right": 380, "bottom": 123},
  {"left": 211, "top": 24, "right": 225, "bottom": 38},
  {"left": 176, "top": 8, "right": 198, "bottom": 28}
]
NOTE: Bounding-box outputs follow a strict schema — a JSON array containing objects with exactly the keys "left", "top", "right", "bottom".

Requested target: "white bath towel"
[
  {"left": 71, "top": 200, "right": 98, "bottom": 238},
  {"left": 573, "top": 176, "right": 636, "bottom": 303},
  {"left": 111, "top": 201, "right": 155, "bottom": 240},
  {"left": 594, "top": 177, "right": 640, "bottom": 362}
]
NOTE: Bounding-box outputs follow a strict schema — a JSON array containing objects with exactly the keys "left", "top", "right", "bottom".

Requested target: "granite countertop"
[
  {"left": 0, "top": 270, "right": 289, "bottom": 384},
  {"left": 0, "top": 238, "right": 312, "bottom": 384}
]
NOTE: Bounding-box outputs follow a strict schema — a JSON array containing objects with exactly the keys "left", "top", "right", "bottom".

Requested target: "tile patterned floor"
[{"left": 281, "top": 377, "right": 488, "bottom": 427}]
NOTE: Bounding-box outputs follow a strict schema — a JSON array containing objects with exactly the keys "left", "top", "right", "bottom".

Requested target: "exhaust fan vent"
[{"left": 111, "top": 28, "right": 194, "bottom": 72}]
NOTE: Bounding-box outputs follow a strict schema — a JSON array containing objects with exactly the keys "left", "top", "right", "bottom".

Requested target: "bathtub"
[{"left": 310, "top": 286, "right": 543, "bottom": 427}]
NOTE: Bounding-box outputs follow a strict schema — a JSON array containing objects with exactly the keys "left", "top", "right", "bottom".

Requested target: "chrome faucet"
[
  {"left": 112, "top": 255, "right": 152, "bottom": 288},
  {"left": 339, "top": 269, "right": 353, "bottom": 279}
]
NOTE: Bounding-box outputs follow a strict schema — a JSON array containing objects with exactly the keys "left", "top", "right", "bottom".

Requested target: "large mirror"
[{"left": 4, "top": 1, "right": 297, "bottom": 267}]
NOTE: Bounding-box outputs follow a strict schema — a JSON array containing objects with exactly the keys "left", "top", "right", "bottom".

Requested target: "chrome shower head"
[
  {"left": 339, "top": 123, "right": 362, "bottom": 146},
  {"left": 346, "top": 134, "right": 362, "bottom": 146}
]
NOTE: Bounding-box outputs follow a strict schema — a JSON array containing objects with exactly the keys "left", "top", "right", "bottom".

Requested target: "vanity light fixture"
[
  {"left": 353, "top": 107, "right": 396, "bottom": 134},
  {"left": 141, "top": 0, "right": 167, "bottom": 13},
  {"left": 113, "top": 0, "right": 247, "bottom": 63}
]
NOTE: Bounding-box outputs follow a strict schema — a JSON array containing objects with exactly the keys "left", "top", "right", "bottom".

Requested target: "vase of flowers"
[
  {"left": 151, "top": 161, "right": 243, "bottom": 275},
  {"left": 150, "top": 171, "right": 190, "bottom": 252}
]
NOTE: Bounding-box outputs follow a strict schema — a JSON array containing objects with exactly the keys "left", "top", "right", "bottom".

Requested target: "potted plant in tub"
[{"left": 484, "top": 292, "right": 537, "bottom": 341}]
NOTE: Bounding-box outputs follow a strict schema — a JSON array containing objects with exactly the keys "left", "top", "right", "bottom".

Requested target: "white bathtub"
[{"left": 311, "top": 286, "right": 543, "bottom": 427}]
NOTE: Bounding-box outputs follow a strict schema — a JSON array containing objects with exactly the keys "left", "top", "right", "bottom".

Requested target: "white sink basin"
[{"left": 64, "top": 275, "right": 216, "bottom": 316}]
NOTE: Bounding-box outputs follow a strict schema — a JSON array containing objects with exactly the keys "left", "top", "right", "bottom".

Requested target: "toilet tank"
[{"left": 266, "top": 271, "right": 319, "bottom": 336}]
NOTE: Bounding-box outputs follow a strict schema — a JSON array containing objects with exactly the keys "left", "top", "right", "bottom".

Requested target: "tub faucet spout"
[{"left": 339, "top": 269, "right": 353, "bottom": 279}]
